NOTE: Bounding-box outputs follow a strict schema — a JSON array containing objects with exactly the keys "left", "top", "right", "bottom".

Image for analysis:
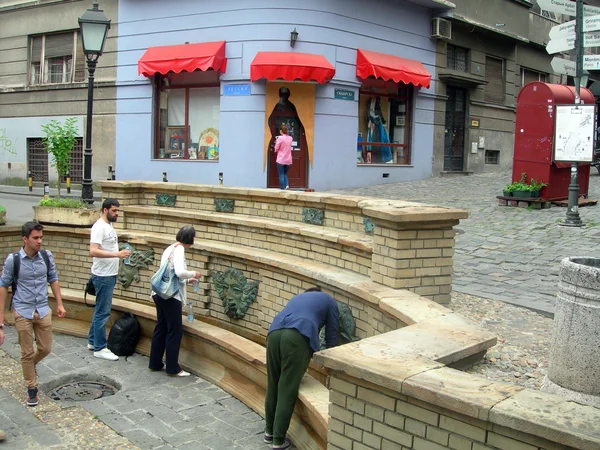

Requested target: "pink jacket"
[{"left": 274, "top": 134, "right": 293, "bottom": 165}]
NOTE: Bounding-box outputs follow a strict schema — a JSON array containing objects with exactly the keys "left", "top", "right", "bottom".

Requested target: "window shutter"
[
  {"left": 31, "top": 36, "right": 43, "bottom": 63},
  {"left": 485, "top": 56, "right": 504, "bottom": 104},
  {"left": 523, "top": 69, "right": 540, "bottom": 86},
  {"left": 75, "top": 33, "right": 86, "bottom": 82},
  {"left": 45, "top": 33, "right": 74, "bottom": 59}
]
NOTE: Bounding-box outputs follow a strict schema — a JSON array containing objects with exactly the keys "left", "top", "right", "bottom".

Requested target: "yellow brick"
[
  {"left": 396, "top": 401, "right": 439, "bottom": 426},
  {"left": 413, "top": 437, "right": 447, "bottom": 450},
  {"left": 486, "top": 433, "right": 537, "bottom": 450},
  {"left": 439, "top": 416, "right": 485, "bottom": 442},
  {"left": 329, "top": 431, "right": 353, "bottom": 450},
  {"left": 373, "top": 423, "right": 413, "bottom": 447}
]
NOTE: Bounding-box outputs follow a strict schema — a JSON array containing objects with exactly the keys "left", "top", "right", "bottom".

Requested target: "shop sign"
[
  {"left": 334, "top": 89, "right": 355, "bottom": 101},
  {"left": 223, "top": 84, "right": 251, "bottom": 96}
]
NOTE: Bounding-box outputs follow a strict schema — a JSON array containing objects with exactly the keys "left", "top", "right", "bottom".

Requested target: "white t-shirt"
[{"left": 90, "top": 218, "right": 119, "bottom": 276}]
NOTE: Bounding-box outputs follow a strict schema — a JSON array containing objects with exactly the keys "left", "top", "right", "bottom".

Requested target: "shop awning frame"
[
  {"left": 356, "top": 49, "right": 431, "bottom": 89},
  {"left": 250, "top": 52, "right": 336, "bottom": 84},
  {"left": 138, "top": 41, "right": 227, "bottom": 77}
]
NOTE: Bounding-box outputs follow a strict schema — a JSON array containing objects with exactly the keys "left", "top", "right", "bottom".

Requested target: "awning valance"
[
  {"left": 250, "top": 52, "right": 335, "bottom": 83},
  {"left": 356, "top": 49, "right": 431, "bottom": 89},
  {"left": 138, "top": 41, "right": 227, "bottom": 77}
]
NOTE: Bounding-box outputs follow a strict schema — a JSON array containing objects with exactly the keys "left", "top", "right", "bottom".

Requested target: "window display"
[
  {"left": 154, "top": 71, "right": 220, "bottom": 160},
  {"left": 357, "top": 79, "right": 412, "bottom": 165}
]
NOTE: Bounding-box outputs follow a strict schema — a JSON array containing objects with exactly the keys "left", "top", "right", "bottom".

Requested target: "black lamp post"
[{"left": 78, "top": 1, "right": 111, "bottom": 205}]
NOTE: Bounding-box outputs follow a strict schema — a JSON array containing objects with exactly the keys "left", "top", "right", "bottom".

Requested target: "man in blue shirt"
[
  {"left": 0, "top": 221, "right": 66, "bottom": 407},
  {"left": 264, "top": 287, "right": 339, "bottom": 449}
]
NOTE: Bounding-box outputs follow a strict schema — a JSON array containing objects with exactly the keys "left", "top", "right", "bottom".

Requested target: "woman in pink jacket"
[{"left": 274, "top": 124, "right": 293, "bottom": 190}]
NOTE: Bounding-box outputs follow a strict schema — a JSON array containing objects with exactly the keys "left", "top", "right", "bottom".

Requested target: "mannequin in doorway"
[{"left": 366, "top": 96, "right": 392, "bottom": 163}]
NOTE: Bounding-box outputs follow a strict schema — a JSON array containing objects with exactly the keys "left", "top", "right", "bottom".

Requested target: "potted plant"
[
  {"left": 0, "top": 205, "right": 5, "bottom": 225},
  {"left": 33, "top": 118, "right": 99, "bottom": 226},
  {"left": 503, "top": 184, "right": 515, "bottom": 197},
  {"left": 529, "top": 179, "right": 547, "bottom": 198}
]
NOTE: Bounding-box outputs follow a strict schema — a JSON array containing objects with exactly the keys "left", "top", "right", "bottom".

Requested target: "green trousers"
[{"left": 265, "top": 328, "right": 312, "bottom": 446}]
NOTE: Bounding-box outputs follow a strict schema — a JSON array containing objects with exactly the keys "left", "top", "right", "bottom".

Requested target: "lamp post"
[
  {"left": 562, "top": 0, "right": 584, "bottom": 227},
  {"left": 78, "top": 1, "right": 110, "bottom": 206}
]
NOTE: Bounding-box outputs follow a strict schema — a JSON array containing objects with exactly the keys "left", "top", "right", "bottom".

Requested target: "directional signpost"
[{"left": 541, "top": 0, "right": 596, "bottom": 227}]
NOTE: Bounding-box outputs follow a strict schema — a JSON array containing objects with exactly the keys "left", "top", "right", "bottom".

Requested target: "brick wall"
[{"left": 327, "top": 373, "right": 583, "bottom": 450}]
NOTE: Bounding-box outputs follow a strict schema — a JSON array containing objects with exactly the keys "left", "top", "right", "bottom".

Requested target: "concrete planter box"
[
  {"left": 0, "top": 209, "right": 5, "bottom": 225},
  {"left": 33, "top": 206, "right": 99, "bottom": 226}
]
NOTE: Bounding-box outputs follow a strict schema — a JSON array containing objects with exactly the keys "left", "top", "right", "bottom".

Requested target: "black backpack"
[
  {"left": 107, "top": 312, "right": 141, "bottom": 358},
  {"left": 9, "top": 250, "right": 51, "bottom": 310}
]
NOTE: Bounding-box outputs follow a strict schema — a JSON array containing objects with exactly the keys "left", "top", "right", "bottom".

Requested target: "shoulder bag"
[{"left": 150, "top": 245, "right": 180, "bottom": 299}]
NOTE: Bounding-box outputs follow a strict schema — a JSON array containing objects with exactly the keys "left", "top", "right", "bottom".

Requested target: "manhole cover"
[{"left": 49, "top": 382, "right": 118, "bottom": 401}]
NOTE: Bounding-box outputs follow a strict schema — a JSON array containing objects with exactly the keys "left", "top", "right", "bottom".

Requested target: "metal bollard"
[
  {"left": 219, "top": 172, "right": 223, "bottom": 185},
  {"left": 162, "top": 172, "right": 168, "bottom": 182},
  {"left": 28, "top": 171, "right": 32, "bottom": 192},
  {"left": 66, "top": 172, "right": 71, "bottom": 194},
  {"left": 43, "top": 183, "right": 49, "bottom": 200}
]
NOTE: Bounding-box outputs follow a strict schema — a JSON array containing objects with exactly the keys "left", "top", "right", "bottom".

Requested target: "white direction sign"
[
  {"left": 551, "top": 57, "right": 576, "bottom": 75},
  {"left": 537, "top": 0, "right": 600, "bottom": 17},
  {"left": 547, "top": 32, "right": 600, "bottom": 53},
  {"left": 550, "top": 56, "right": 600, "bottom": 74},
  {"left": 549, "top": 14, "right": 600, "bottom": 40}
]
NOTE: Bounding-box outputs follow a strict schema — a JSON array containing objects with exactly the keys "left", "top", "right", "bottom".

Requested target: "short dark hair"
[
  {"left": 102, "top": 198, "right": 120, "bottom": 211},
  {"left": 176, "top": 225, "right": 196, "bottom": 245},
  {"left": 22, "top": 221, "right": 43, "bottom": 238},
  {"left": 305, "top": 287, "right": 322, "bottom": 293}
]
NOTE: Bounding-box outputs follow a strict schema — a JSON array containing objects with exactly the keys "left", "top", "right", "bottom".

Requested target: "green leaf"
[{"left": 39, "top": 197, "right": 87, "bottom": 209}]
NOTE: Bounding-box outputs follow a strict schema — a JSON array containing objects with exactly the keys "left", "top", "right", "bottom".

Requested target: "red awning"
[
  {"left": 250, "top": 52, "right": 335, "bottom": 83},
  {"left": 356, "top": 49, "right": 431, "bottom": 89},
  {"left": 138, "top": 41, "right": 227, "bottom": 77}
]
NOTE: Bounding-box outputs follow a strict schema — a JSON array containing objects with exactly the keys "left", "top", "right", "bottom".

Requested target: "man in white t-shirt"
[{"left": 88, "top": 198, "right": 131, "bottom": 361}]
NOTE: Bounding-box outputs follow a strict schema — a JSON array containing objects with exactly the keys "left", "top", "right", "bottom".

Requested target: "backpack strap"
[
  {"left": 9, "top": 252, "right": 20, "bottom": 311},
  {"left": 39, "top": 249, "right": 51, "bottom": 280}
]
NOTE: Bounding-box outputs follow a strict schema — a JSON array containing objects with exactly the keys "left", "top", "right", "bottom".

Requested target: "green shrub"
[
  {"left": 39, "top": 197, "right": 87, "bottom": 209},
  {"left": 0, "top": 205, "right": 5, "bottom": 212}
]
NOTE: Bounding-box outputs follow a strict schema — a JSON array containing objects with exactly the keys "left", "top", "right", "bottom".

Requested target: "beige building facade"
[{"left": 0, "top": 0, "right": 117, "bottom": 186}]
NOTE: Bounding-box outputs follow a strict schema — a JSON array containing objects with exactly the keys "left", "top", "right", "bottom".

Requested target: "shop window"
[
  {"left": 485, "top": 150, "right": 500, "bottom": 165},
  {"left": 29, "top": 32, "right": 86, "bottom": 86},
  {"left": 485, "top": 56, "right": 505, "bottom": 104},
  {"left": 447, "top": 45, "right": 468, "bottom": 72},
  {"left": 155, "top": 71, "right": 220, "bottom": 160},
  {"left": 358, "top": 79, "right": 412, "bottom": 165}
]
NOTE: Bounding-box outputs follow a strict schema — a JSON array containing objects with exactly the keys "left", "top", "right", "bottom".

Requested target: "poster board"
[{"left": 553, "top": 104, "right": 595, "bottom": 162}]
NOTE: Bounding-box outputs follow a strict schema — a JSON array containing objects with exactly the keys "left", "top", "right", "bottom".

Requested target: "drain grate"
[{"left": 49, "top": 382, "right": 118, "bottom": 401}]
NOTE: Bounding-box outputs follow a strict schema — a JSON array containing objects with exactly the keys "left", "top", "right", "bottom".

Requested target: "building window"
[
  {"left": 29, "top": 32, "right": 86, "bottom": 86},
  {"left": 155, "top": 71, "right": 220, "bottom": 160},
  {"left": 447, "top": 45, "right": 468, "bottom": 72},
  {"left": 357, "top": 79, "right": 412, "bottom": 165},
  {"left": 28, "top": 137, "right": 84, "bottom": 183},
  {"left": 485, "top": 56, "right": 505, "bottom": 104},
  {"left": 485, "top": 150, "right": 500, "bottom": 165},
  {"left": 521, "top": 68, "right": 546, "bottom": 87}
]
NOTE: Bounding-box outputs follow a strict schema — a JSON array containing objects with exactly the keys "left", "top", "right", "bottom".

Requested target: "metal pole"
[
  {"left": 563, "top": 0, "right": 584, "bottom": 227},
  {"left": 81, "top": 58, "right": 97, "bottom": 206}
]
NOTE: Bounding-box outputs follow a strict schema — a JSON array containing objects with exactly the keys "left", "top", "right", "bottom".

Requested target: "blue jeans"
[
  {"left": 277, "top": 164, "right": 290, "bottom": 190},
  {"left": 88, "top": 275, "right": 117, "bottom": 351}
]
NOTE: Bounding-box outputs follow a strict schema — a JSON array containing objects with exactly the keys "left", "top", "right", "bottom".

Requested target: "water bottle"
[
  {"left": 123, "top": 243, "right": 132, "bottom": 264},
  {"left": 192, "top": 279, "right": 200, "bottom": 293},
  {"left": 187, "top": 301, "right": 194, "bottom": 323}
]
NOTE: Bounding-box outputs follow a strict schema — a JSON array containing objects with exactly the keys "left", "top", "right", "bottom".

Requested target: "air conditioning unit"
[{"left": 431, "top": 17, "right": 452, "bottom": 40}]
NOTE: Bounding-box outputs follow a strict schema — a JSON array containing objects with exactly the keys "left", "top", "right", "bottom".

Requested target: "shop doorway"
[
  {"left": 443, "top": 86, "right": 466, "bottom": 171},
  {"left": 267, "top": 92, "right": 308, "bottom": 189}
]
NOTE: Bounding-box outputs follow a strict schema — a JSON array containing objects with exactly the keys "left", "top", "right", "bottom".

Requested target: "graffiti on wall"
[{"left": 0, "top": 129, "right": 18, "bottom": 155}]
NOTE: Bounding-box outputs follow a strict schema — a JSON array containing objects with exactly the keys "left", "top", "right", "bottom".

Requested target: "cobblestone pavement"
[
  {"left": 0, "top": 330, "right": 270, "bottom": 450},
  {"left": 330, "top": 170, "right": 600, "bottom": 316}
]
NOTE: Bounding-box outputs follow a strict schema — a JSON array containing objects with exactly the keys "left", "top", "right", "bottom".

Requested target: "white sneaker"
[
  {"left": 93, "top": 348, "right": 119, "bottom": 361},
  {"left": 87, "top": 344, "right": 94, "bottom": 350}
]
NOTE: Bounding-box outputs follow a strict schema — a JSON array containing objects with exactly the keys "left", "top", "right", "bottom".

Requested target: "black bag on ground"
[{"left": 107, "top": 312, "right": 141, "bottom": 357}]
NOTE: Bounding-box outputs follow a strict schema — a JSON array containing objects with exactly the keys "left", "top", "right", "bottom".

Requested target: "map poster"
[{"left": 553, "top": 104, "right": 596, "bottom": 163}]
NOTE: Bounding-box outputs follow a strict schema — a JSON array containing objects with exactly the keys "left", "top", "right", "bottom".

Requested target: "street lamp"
[{"left": 78, "top": 1, "right": 111, "bottom": 205}]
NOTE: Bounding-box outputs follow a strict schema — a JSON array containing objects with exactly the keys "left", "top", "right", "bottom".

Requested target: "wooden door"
[
  {"left": 267, "top": 111, "right": 308, "bottom": 188},
  {"left": 443, "top": 87, "right": 466, "bottom": 172}
]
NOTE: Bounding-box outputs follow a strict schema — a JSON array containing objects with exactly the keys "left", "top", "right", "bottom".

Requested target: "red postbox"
[{"left": 513, "top": 82, "right": 593, "bottom": 201}]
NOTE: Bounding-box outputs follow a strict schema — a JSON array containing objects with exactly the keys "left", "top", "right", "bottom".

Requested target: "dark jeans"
[
  {"left": 265, "top": 328, "right": 311, "bottom": 446},
  {"left": 277, "top": 163, "right": 291, "bottom": 190},
  {"left": 149, "top": 294, "right": 183, "bottom": 374},
  {"left": 88, "top": 275, "right": 117, "bottom": 351}
]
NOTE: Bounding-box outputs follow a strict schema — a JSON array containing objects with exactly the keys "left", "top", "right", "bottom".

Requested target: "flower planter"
[
  {"left": 512, "top": 190, "right": 532, "bottom": 198},
  {"left": 502, "top": 190, "right": 512, "bottom": 197},
  {"left": 33, "top": 206, "right": 100, "bottom": 226},
  {"left": 0, "top": 209, "right": 5, "bottom": 225},
  {"left": 530, "top": 190, "right": 540, "bottom": 198}
]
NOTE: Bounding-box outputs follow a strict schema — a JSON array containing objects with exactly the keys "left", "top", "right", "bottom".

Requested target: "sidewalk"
[
  {"left": 0, "top": 184, "right": 100, "bottom": 201},
  {"left": 0, "top": 330, "right": 269, "bottom": 450}
]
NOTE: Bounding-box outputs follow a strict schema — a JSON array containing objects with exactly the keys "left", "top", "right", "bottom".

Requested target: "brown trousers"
[{"left": 14, "top": 310, "right": 53, "bottom": 388}]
